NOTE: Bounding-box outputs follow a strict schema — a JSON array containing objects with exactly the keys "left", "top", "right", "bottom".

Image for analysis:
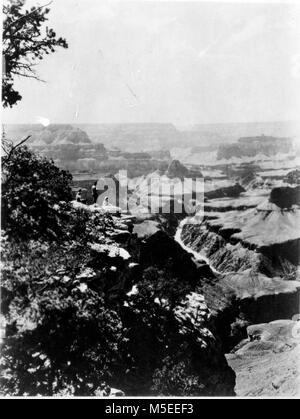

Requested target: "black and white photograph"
[{"left": 1, "top": 0, "right": 300, "bottom": 400}]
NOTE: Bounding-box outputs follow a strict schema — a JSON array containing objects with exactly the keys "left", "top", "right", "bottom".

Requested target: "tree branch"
[
  {"left": 3, "top": 1, "right": 53, "bottom": 38},
  {"left": 2, "top": 1, "right": 68, "bottom": 108},
  {"left": 11, "top": 70, "right": 45, "bottom": 82},
  {"left": 2, "top": 135, "right": 31, "bottom": 166}
]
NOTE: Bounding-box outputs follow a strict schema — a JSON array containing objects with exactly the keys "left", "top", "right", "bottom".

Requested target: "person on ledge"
[
  {"left": 76, "top": 189, "right": 87, "bottom": 204},
  {"left": 103, "top": 196, "right": 109, "bottom": 207},
  {"left": 92, "top": 182, "right": 98, "bottom": 204}
]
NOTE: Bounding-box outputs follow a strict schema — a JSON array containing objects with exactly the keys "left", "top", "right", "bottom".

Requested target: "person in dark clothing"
[
  {"left": 76, "top": 189, "right": 87, "bottom": 204},
  {"left": 92, "top": 182, "right": 98, "bottom": 204}
]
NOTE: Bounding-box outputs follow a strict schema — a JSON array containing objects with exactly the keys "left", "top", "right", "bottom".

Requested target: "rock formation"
[
  {"left": 30, "top": 125, "right": 107, "bottom": 164},
  {"left": 227, "top": 320, "right": 300, "bottom": 397}
]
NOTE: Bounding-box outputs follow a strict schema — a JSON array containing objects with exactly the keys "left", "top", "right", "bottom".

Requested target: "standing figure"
[
  {"left": 92, "top": 182, "right": 98, "bottom": 205},
  {"left": 76, "top": 189, "right": 83, "bottom": 203},
  {"left": 76, "top": 189, "right": 87, "bottom": 204}
]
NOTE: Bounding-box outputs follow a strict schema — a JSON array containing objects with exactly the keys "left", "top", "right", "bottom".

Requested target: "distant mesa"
[
  {"left": 28, "top": 125, "right": 108, "bottom": 165},
  {"left": 217, "top": 135, "right": 294, "bottom": 160},
  {"left": 31, "top": 125, "right": 92, "bottom": 146},
  {"left": 28, "top": 124, "right": 173, "bottom": 176},
  {"left": 53, "top": 129, "right": 91, "bottom": 146},
  {"left": 238, "top": 135, "right": 293, "bottom": 144}
]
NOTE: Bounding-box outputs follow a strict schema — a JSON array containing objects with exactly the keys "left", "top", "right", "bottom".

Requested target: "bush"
[
  {"left": 0, "top": 146, "right": 127, "bottom": 396},
  {"left": 0, "top": 237, "right": 125, "bottom": 396},
  {"left": 2, "top": 146, "right": 73, "bottom": 241},
  {"left": 152, "top": 357, "right": 205, "bottom": 396}
]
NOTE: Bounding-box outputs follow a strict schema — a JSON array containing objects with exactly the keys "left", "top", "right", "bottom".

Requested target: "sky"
[{"left": 3, "top": 0, "right": 300, "bottom": 125}]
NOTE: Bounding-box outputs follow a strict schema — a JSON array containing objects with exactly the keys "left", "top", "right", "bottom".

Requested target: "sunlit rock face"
[{"left": 227, "top": 320, "right": 300, "bottom": 397}]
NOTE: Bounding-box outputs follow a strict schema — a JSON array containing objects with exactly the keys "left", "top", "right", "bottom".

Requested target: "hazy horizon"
[{"left": 4, "top": 119, "right": 300, "bottom": 126}]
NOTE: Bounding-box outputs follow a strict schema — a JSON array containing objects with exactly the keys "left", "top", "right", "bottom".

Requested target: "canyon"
[
  {"left": 75, "top": 153, "right": 299, "bottom": 396},
  {"left": 4, "top": 122, "right": 300, "bottom": 396},
  {"left": 118, "top": 138, "right": 299, "bottom": 397}
]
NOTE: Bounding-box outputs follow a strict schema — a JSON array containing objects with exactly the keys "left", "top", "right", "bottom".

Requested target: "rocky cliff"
[
  {"left": 182, "top": 187, "right": 300, "bottom": 274},
  {"left": 53, "top": 202, "right": 236, "bottom": 396},
  {"left": 227, "top": 320, "right": 300, "bottom": 397}
]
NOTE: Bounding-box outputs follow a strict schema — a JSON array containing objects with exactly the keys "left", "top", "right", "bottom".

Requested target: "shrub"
[
  {"left": 0, "top": 237, "right": 125, "bottom": 396},
  {"left": 2, "top": 146, "right": 73, "bottom": 241}
]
